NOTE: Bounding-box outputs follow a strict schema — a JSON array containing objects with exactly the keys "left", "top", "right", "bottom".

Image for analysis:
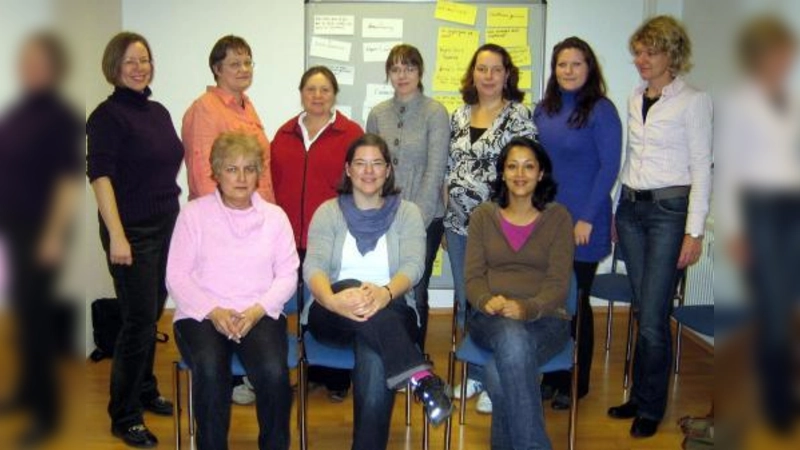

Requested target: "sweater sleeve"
[
  {"left": 303, "top": 200, "right": 337, "bottom": 285},
  {"left": 579, "top": 99, "right": 623, "bottom": 223},
  {"left": 394, "top": 202, "right": 426, "bottom": 285},
  {"left": 255, "top": 209, "right": 299, "bottom": 318},
  {"left": 415, "top": 101, "right": 450, "bottom": 226},
  {"left": 464, "top": 204, "right": 495, "bottom": 312},
  {"left": 524, "top": 207, "right": 575, "bottom": 320},
  {"left": 181, "top": 100, "right": 221, "bottom": 198},
  {"left": 165, "top": 206, "right": 220, "bottom": 321},
  {"left": 86, "top": 106, "right": 123, "bottom": 182}
]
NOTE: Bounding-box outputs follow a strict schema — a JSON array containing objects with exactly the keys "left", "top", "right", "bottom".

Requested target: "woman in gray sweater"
[{"left": 366, "top": 44, "right": 449, "bottom": 350}]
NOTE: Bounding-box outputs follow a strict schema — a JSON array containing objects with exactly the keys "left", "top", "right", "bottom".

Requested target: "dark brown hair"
[
  {"left": 460, "top": 43, "right": 525, "bottom": 104},
  {"left": 102, "top": 31, "right": 153, "bottom": 86},
  {"left": 338, "top": 133, "right": 400, "bottom": 197},
  {"left": 385, "top": 44, "right": 424, "bottom": 92},
  {"left": 299, "top": 66, "right": 340, "bottom": 95},
  {"left": 492, "top": 137, "right": 557, "bottom": 211},
  {"left": 209, "top": 35, "right": 252, "bottom": 81}
]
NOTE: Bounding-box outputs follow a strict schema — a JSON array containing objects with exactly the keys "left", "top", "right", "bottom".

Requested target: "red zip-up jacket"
[{"left": 271, "top": 111, "right": 363, "bottom": 249}]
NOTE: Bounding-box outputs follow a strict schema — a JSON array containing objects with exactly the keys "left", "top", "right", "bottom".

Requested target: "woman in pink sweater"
[{"left": 166, "top": 132, "right": 299, "bottom": 450}]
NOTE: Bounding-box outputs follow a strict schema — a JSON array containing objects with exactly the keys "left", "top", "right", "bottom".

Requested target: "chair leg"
[
  {"left": 405, "top": 381, "right": 412, "bottom": 426},
  {"left": 299, "top": 360, "right": 308, "bottom": 450},
  {"left": 172, "top": 362, "right": 182, "bottom": 450},
  {"left": 422, "top": 412, "right": 430, "bottom": 450},
  {"left": 459, "top": 361, "right": 468, "bottom": 425},
  {"left": 605, "top": 300, "right": 614, "bottom": 351},
  {"left": 623, "top": 306, "right": 636, "bottom": 390},
  {"left": 674, "top": 323, "right": 683, "bottom": 374},
  {"left": 444, "top": 349, "right": 455, "bottom": 450},
  {"left": 568, "top": 359, "right": 579, "bottom": 450},
  {"left": 187, "top": 369, "right": 195, "bottom": 448}
]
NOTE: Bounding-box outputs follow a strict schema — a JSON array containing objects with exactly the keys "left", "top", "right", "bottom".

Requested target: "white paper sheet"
[
  {"left": 364, "top": 83, "right": 394, "bottom": 107},
  {"left": 309, "top": 37, "right": 352, "bottom": 62},
  {"left": 327, "top": 64, "right": 356, "bottom": 86},
  {"left": 363, "top": 41, "right": 402, "bottom": 63},
  {"left": 362, "top": 18, "right": 403, "bottom": 39},
  {"left": 313, "top": 15, "right": 355, "bottom": 36}
]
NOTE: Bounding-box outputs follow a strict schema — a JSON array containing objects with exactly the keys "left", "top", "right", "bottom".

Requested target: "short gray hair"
[{"left": 209, "top": 132, "right": 264, "bottom": 180}]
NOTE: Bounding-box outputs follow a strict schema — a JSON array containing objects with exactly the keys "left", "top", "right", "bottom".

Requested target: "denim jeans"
[
  {"left": 469, "top": 312, "right": 570, "bottom": 450},
  {"left": 413, "top": 217, "right": 445, "bottom": 351},
  {"left": 174, "top": 316, "right": 291, "bottom": 450},
  {"left": 100, "top": 210, "right": 177, "bottom": 430},
  {"left": 616, "top": 195, "right": 687, "bottom": 421}
]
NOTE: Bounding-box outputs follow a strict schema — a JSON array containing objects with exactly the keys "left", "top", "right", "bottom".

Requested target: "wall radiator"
[{"left": 683, "top": 229, "right": 714, "bottom": 306}]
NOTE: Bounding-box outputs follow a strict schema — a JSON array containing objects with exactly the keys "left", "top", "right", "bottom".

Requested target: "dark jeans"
[
  {"left": 413, "top": 217, "right": 445, "bottom": 351},
  {"left": 307, "top": 281, "right": 429, "bottom": 450},
  {"left": 99, "top": 210, "right": 177, "bottom": 430},
  {"left": 615, "top": 195, "right": 687, "bottom": 421},
  {"left": 542, "top": 261, "right": 598, "bottom": 399},
  {"left": 469, "top": 312, "right": 570, "bottom": 450},
  {"left": 174, "top": 317, "right": 291, "bottom": 450},
  {"left": 743, "top": 192, "right": 800, "bottom": 430}
]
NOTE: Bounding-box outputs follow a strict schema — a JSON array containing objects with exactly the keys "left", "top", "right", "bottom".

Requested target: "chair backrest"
[
  {"left": 565, "top": 274, "right": 579, "bottom": 318},
  {"left": 610, "top": 243, "right": 625, "bottom": 273}
]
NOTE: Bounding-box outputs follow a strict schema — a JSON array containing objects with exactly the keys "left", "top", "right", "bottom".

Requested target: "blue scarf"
[{"left": 338, "top": 194, "right": 401, "bottom": 255}]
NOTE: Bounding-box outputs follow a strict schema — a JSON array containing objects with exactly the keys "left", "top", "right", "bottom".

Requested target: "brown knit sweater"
[{"left": 465, "top": 201, "right": 575, "bottom": 321}]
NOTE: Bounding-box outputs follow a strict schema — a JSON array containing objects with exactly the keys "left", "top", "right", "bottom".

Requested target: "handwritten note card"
[
  {"left": 433, "top": 95, "right": 463, "bottom": 115},
  {"left": 438, "top": 27, "right": 479, "bottom": 50},
  {"left": 364, "top": 83, "right": 394, "bottom": 107},
  {"left": 363, "top": 41, "right": 403, "bottom": 63},
  {"left": 519, "top": 69, "right": 532, "bottom": 90},
  {"left": 362, "top": 18, "right": 403, "bottom": 39},
  {"left": 433, "top": 65, "right": 463, "bottom": 92},
  {"left": 309, "top": 37, "right": 352, "bottom": 62},
  {"left": 487, "top": 8, "right": 528, "bottom": 28},
  {"left": 327, "top": 64, "right": 355, "bottom": 86},
  {"left": 313, "top": 15, "right": 355, "bottom": 36},
  {"left": 437, "top": 46, "right": 473, "bottom": 73},
  {"left": 507, "top": 46, "right": 532, "bottom": 67},
  {"left": 434, "top": 1, "right": 477, "bottom": 26},
  {"left": 486, "top": 27, "right": 528, "bottom": 48}
]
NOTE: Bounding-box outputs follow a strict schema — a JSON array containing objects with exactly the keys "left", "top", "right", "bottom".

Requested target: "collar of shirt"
[
  {"left": 634, "top": 76, "right": 686, "bottom": 100},
  {"left": 206, "top": 85, "right": 251, "bottom": 109},
  {"left": 297, "top": 110, "right": 337, "bottom": 150}
]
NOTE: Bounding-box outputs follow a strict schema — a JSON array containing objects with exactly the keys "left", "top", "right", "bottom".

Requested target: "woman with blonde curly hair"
[{"left": 606, "top": 15, "right": 712, "bottom": 438}]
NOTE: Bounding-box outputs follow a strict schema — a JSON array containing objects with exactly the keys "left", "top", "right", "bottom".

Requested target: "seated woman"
[
  {"left": 465, "top": 137, "right": 574, "bottom": 450},
  {"left": 303, "top": 133, "right": 452, "bottom": 450},
  {"left": 166, "top": 132, "right": 299, "bottom": 450}
]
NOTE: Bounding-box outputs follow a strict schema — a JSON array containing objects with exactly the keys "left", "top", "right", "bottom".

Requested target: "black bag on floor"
[{"left": 89, "top": 298, "right": 169, "bottom": 362}]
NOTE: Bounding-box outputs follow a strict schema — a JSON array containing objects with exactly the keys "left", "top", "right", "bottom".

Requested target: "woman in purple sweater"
[{"left": 533, "top": 36, "right": 622, "bottom": 409}]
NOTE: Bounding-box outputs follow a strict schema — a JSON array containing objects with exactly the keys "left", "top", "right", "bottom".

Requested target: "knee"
[
  {"left": 249, "top": 357, "right": 289, "bottom": 390},
  {"left": 490, "top": 322, "right": 532, "bottom": 358}
]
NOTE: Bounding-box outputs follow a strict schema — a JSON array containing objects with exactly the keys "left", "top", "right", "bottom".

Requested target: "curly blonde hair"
[
  {"left": 629, "top": 15, "right": 693, "bottom": 75},
  {"left": 209, "top": 132, "right": 264, "bottom": 180}
]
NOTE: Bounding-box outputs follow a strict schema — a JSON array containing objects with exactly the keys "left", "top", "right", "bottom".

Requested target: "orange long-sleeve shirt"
[{"left": 181, "top": 86, "right": 275, "bottom": 202}]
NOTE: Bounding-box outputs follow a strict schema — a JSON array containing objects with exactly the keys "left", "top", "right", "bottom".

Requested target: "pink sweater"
[{"left": 167, "top": 190, "right": 299, "bottom": 322}]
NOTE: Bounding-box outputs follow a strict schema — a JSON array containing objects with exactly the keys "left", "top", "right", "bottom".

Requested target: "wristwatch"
[{"left": 688, "top": 233, "right": 703, "bottom": 239}]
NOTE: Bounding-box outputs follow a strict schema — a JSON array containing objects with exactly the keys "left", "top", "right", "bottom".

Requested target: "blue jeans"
[
  {"left": 615, "top": 195, "right": 687, "bottom": 421},
  {"left": 174, "top": 317, "right": 292, "bottom": 450},
  {"left": 469, "top": 312, "right": 570, "bottom": 450}
]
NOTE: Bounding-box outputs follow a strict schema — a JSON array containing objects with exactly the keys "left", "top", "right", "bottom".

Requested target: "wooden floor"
[{"left": 70, "top": 308, "right": 719, "bottom": 450}]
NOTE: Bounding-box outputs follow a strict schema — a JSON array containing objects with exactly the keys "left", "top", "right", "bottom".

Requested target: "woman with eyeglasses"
[
  {"left": 303, "top": 133, "right": 453, "bottom": 449},
  {"left": 366, "top": 44, "right": 449, "bottom": 351},
  {"left": 87, "top": 31, "right": 183, "bottom": 448},
  {"left": 182, "top": 35, "right": 274, "bottom": 203},
  {"left": 446, "top": 43, "right": 536, "bottom": 414}
]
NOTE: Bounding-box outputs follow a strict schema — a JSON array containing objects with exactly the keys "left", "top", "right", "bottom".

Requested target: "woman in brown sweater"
[{"left": 465, "top": 136, "right": 574, "bottom": 449}]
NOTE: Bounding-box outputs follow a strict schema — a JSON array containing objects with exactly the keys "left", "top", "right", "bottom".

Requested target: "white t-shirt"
[{"left": 337, "top": 232, "right": 391, "bottom": 286}]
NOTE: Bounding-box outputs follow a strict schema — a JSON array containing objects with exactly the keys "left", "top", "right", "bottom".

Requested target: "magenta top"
[{"left": 500, "top": 214, "right": 537, "bottom": 252}]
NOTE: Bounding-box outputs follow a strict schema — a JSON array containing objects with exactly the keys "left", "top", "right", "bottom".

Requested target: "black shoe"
[
  {"left": 551, "top": 391, "right": 571, "bottom": 410},
  {"left": 327, "top": 389, "right": 348, "bottom": 403},
  {"left": 142, "top": 396, "right": 173, "bottom": 416},
  {"left": 607, "top": 401, "right": 638, "bottom": 419},
  {"left": 112, "top": 424, "right": 158, "bottom": 448},
  {"left": 414, "top": 375, "right": 453, "bottom": 427},
  {"left": 630, "top": 416, "right": 659, "bottom": 438}
]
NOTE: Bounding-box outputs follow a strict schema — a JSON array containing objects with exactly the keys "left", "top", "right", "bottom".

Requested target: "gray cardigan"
[
  {"left": 301, "top": 197, "right": 426, "bottom": 323},
  {"left": 366, "top": 93, "right": 450, "bottom": 227}
]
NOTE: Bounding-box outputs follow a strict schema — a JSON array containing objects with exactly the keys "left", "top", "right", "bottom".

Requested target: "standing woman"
[
  {"left": 607, "top": 16, "right": 712, "bottom": 438},
  {"left": 534, "top": 36, "right": 622, "bottom": 409},
  {"left": 271, "top": 66, "right": 363, "bottom": 401},
  {"left": 87, "top": 32, "right": 183, "bottom": 448},
  {"left": 182, "top": 35, "right": 274, "bottom": 202},
  {"left": 366, "top": 44, "right": 450, "bottom": 350},
  {"left": 446, "top": 43, "right": 536, "bottom": 412}
]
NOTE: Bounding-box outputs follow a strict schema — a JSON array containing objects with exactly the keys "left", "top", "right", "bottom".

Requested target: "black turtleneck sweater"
[{"left": 86, "top": 86, "right": 183, "bottom": 225}]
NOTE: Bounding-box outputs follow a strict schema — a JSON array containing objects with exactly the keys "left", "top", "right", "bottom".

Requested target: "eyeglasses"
[
  {"left": 351, "top": 159, "right": 388, "bottom": 171},
  {"left": 122, "top": 58, "right": 151, "bottom": 68},
  {"left": 389, "top": 66, "right": 419, "bottom": 76},
  {"left": 226, "top": 60, "right": 255, "bottom": 71}
]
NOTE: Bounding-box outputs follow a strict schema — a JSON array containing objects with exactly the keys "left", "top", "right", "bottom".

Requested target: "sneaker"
[
  {"left": 413, "top": 375, "right": 453, "bottom": 426},
  {"left": 452, "top": 378, "right": 483, "bottom": 400},
  {"left": 112, "top": 424, "right": 158, "bottom": 448},
  {"left": 232, "top": 383, "right": 256, "bottom": 405},
  {"left": 476, "top": 391, "right": 493, "bottom": 414}
]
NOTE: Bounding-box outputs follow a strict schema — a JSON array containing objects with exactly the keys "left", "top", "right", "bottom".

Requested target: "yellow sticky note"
[
  {"left": 431, "top": 248, "right": 444, "bottom": 277},
  {"left": 437, "top": 45, "right": 474, "bottom": 72},
  {"left": 438, "top": 27, "right": 480, "bottom": 50},
  {"left": 433, "top": 65, "right": 463, "bottom": 92},
  {"left": 433, "top": 95, "right": 463, "bottom": 115},
  {"left": 487, "top": 7, "right": 528, "bottom": 28},
  {"left": 519, "top": 69, "right": 532, "bottom": 90},
  {"left": 486, "top": 27, "right": 528, "bottom": 48},
  {"left": 435, "top": 1, "right": 478, "bottom": 26},
  {"left": 507, "top": 46, "right": 532, "bottom": 67}
]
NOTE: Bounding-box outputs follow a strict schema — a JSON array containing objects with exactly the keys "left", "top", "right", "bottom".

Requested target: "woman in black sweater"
[{"left": 86, "top": 32, "right": 183, "bottom": 449}]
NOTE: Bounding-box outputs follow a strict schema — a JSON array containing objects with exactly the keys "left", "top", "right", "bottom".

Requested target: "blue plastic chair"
[
  {"left": 172, "top": 297, "right": 300, "bottom": 450},
  {"left": 444, "top": 276, "right": 580, "bottom": 450},
  {"left": 672, "top": 304, "right": 714, "bottom": 374},
  {"left": 590, "top": 244, "right": 633, "bottom": 351}
]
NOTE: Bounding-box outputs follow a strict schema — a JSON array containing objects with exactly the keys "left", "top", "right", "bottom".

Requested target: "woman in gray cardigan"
[
  {"left": 366, "top": 44, "right": 449, "bottom": 350},
  {"left": 303, "top": 134, "right": 452, "bottom": 449}
]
